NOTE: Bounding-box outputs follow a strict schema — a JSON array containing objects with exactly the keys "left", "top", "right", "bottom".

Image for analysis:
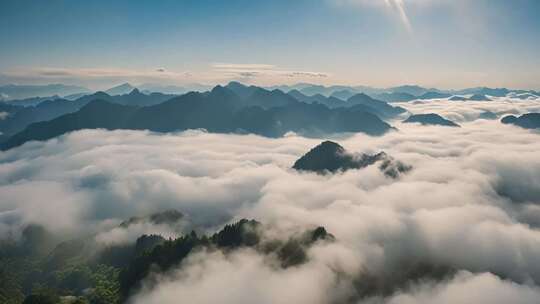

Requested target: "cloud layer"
[{"left": 1, "top": 98, "right": 540, "bottom": 302}]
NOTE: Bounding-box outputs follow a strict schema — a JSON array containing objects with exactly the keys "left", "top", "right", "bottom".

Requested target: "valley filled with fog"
[
  {"left": 2, "top": 1, "right": 540, "bottom": 303},
  {"left": 2, "top": 95, "right": 540, "bottom": 303}
]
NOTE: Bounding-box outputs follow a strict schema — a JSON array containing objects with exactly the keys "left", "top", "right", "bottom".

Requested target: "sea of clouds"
[{"left": 1, "top": 97, "right": 540, "bottom": 303}]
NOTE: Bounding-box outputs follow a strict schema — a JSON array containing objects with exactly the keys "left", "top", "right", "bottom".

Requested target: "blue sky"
[{"left": 1, "top": 0, "right": 539, "bottom": 89}]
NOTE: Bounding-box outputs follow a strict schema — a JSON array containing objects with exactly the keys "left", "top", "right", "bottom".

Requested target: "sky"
[{"left": 1, "top": 0, "right": 539, "bottom": 90}]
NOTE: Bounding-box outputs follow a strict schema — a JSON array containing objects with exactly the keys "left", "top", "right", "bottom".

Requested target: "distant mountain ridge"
[
  {"left": 3, "top": 82, "right": 538, "bottom": 104},
  {"left": 0, "top": 89, "right": 177, "bottom": 138},
  {"left": 1, "top": 85, "right": 397, "bottom": 150},
  {"left": 265, "top": 83, "right": 538, "bottom": 103},
  {"left": 105, "top": 83, "right": 137, "bottom": 95},
  {"left": 0, "top": 84, "right": 90, "bottom": 101},
  {"left": 501, "top": 113, "right": 540, "bottom": 129},
  {"left": 404, "top": 113, "right": 460, "bottom": 127}
]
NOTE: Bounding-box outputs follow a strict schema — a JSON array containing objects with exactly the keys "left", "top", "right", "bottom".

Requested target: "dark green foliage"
[
  {"left": 278, "top": 226, "right": 335, "bottom": 267},
  {"left": 118, "top": 219, "right": 330, "bottom": 297},
  {"left": 22, "top": 293, "right": 59, "bottom": 304},
  {"left": 134, "top": 235, "right": 166, "bottom": 256},
  {"left": 95, "top": 245, "right": 136, "bottom": 269},
  {"left": 84, "top": 265, "right": 121, "bottom": 304},
  {"left": 119, "top": 232, "right": 205, "bottom": 298},
  {"left": 45, "top": 239, "right": 88, "bottom": 270},
  {"left": 119, "top": 209, "right": 184, "bottom": 228},
  {"left": 211, "top": 219, "right": 261, "bottom": 248},
  {"left": 19, "top": 225, "right": 56, "bottom": 258},
  {"left": 1, "top": 218, "right": 334, "bottom": 304},
  {"left": 119, "top": 220, "right": 262, "bottom": 295}
]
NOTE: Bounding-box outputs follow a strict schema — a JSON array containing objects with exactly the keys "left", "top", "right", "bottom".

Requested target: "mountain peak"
[
  {"left": 226, "top": 81, "right": 247, "bottom": 88},
  {"left": 404, "top": 113, "right": 460, "bottom": 127},
  {"left": 292, "top": 141, "right": 349, "bottom": 173},
  {"left": 293, "top": 141, "right": 411, "bottom": 177},
  {"left": 105, "top": 83, "right": 136, "bottom": 95},
  {"left": 315, "top": 140, "right": 345, "bottom": 154},
  {"left": 128, "top": 88, "right": 141, "bottom": 95}
]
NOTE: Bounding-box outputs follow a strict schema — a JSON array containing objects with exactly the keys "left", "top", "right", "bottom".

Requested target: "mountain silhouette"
[
  {"left": 288, "top": 90, "right": 346, "bottom": 108},
  {"left": 468, "top": 94, "right": 492, "bottom": 101},
  {"left": 501, "top": 113, "right": 540, "bottom": 129},
  {"left": 293, "top": 141, "right": 411, "bottom": 177},
  {"left": 509, "top": 92, "right": 539, "bottom": 100},
  {"left": 417, "top": 92, "right": 452, "bottom": 99},
  {"left": 0, "top": 90, "right": 176, "bottom": 138},
  {"left": 2, "top": 100, "right": 139, "bottom": 150},
  {"left": 0, "top": 84, "right": 90, "bottom": 100},
  {"left": 1, "top": 86, "right": 395, "bottom": 150},
  {"left": 225, "top": 81, "right": 260, "bottom": 99},
  {"left": 119, "top": 209, "right": 185, "bottom": 228},
  {"left": 455, "top": 87, "right": 508, "bottom": 97},
  {"left": 347, "top": 93, "right": 407, "bottom": 118},
  {"left": 2, "top": 95, "right": 62, "bottom": 107},
  {"left": 0, "top": 98, "right": 89, "bottom": 136},
  {"left": 449, "top": 96, "right": 468, "bottom": 101},
  {"left": 105, "top": 83, "right": 137, "bottom": 95},
  {"left": 404, "top": 113, "right": 460, "bottom": 127}
]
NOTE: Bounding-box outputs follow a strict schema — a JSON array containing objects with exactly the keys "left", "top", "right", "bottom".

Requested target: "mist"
[{"left": 1, "top": 98, "right": 540, "bottom": 303}]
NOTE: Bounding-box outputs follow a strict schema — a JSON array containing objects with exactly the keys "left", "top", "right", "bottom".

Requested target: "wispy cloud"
[
  {"left": 212, "top": 63, "right": 277, "bottom": 71},
  {"left": 4, "top": 67, "right": 189, "bottom": 79},
  {"left": 0, "top": 64, "right": 329, "bottom": 88},
  {"left": 0, "top": 67, "right": 194, "bottom": 89},
  {"left": 211, "top": 63, "right": 329, "bottom": 81}
]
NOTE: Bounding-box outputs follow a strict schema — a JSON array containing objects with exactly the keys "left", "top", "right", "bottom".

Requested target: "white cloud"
[
  {"left": 1, "top": 98, "right": 540, "bottom": 301},
  {"left": 383, "top": 271, "right": 540, "bottom": 304},
  {"left": 0, "top": 67, "right": 194, "bottom": 90}
]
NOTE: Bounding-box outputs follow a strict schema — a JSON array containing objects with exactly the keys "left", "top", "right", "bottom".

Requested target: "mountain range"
[
  {"left": 0, "top": 84, "right": 91, "bottom": 101},
  {"left": 265, "top": 83, "right": 540, "bottom": 102},
  {"left": 403, "top": 113, "right": 460, "bottom": 127},
  {"left": 2, "top": 82, "right": 539, "bottom": 105},
  {"left": 2, "top": 81, "right": 539, "bottom": 151},
  {"left": 0, "top": 89, "right": 177, "bottom": 139},
  {"left": 1, "top": 85, "right": 399, "bottom": 150}
]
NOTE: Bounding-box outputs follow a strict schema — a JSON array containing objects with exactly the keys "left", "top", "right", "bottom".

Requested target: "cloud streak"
[
  {"left": 385, "top": 0, "right": 412, "bottom": 33},
  {"left": 211, "top": 63, "right": 330, "bottom": 81},
  {"left": 330, "top": 0, "right": 415, "bottom": 32}
]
